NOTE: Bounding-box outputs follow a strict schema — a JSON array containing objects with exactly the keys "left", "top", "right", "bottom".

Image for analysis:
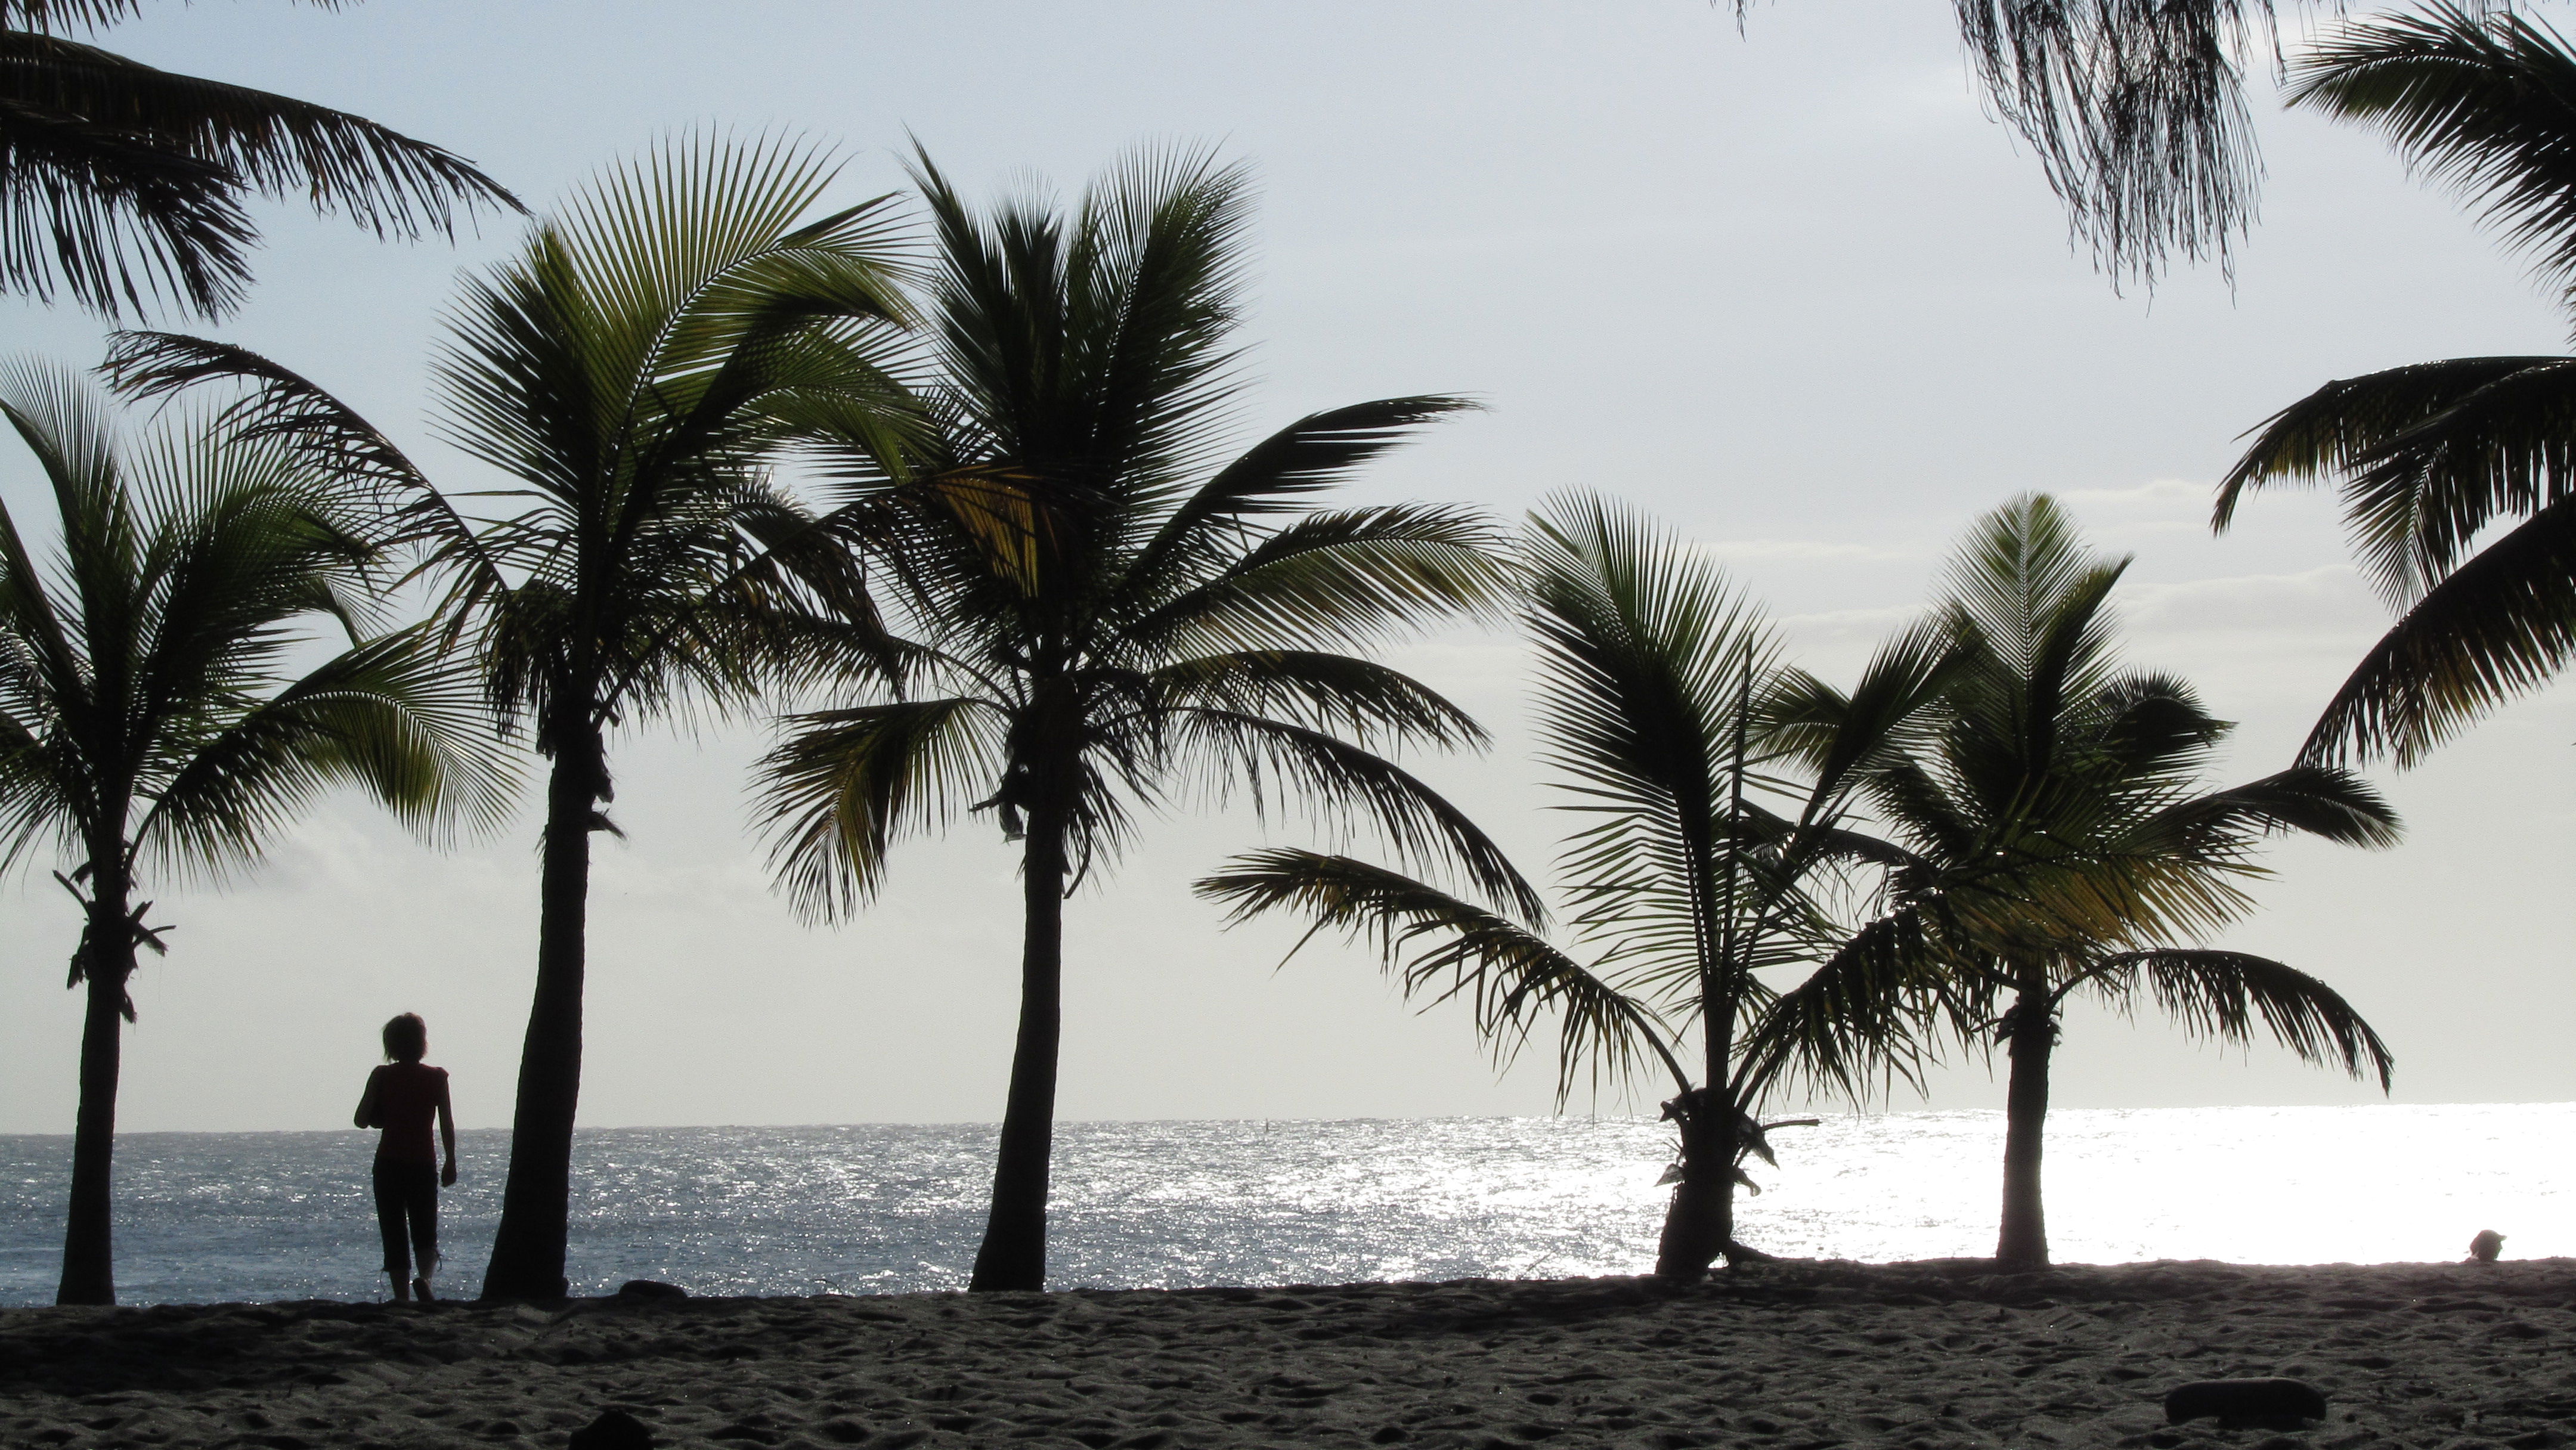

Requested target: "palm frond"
[
  {"left": 2300, "top": 493, "right": 2576, "bottom": 767},
  {"left": 134, "top": 625, "right": 518, "bottom": 875},
  {"left": 0, "top": 24, "right": 518, "bottom": 318},
  {"left": 1165, "top": 707, "right": 1543, "bottom": 925},
  {"left": 1949, "top": 0, "right": 2272, "bottom": 288},
  {"left": 2291, "top": 5, "right": 2576, "bottom": 325},
  {"left": 2070, "top": 947, "right": 2394, "bottom": 1089},
  {"left": 754, "top": 696, "right": 1005, "bottom": 919},
  {"left": 1196, "top": 847, "right": 1682, "bottom": 1103},
  {"left": 2219, "top": 355, "right": 2576, "bottom": 602}
]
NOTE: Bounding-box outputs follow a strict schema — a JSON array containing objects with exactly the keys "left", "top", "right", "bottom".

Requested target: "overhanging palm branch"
[
  {"left": 2213, "top": 7, "right": 2576, "bottom": 769},
  {"left": 0, "top": 6, "right": 519, "bottom": 318}
]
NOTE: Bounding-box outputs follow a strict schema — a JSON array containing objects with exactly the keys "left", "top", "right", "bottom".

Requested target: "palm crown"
[
  {"left": 1201, "top": 493, "right": 1965, "bottom": 1279},
  {"left": 1848, "top": 494, "right": 2399, "bottom": 1266},
  {"left": 758, "top": 147, "right": 1530, "bottom": 1291}
]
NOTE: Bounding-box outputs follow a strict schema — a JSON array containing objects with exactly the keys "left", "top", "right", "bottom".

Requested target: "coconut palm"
[
  {"left": 1842, "top": 495, "right": 2401, "bottom": 1268},
  {"left": 753, "top": 147, "right": 1533, "bottom": 1293},
  {"left": 2219, "top": 4, "right": 2576, "bottom": 770},
  {"left": 1199, "top": 493, "right": 1963, "bottom": 1281},
  {"left": 1, "top": 0, "right": 519, "bottom": 319},
  {"left": 0, "top": 358, "right": 512, "bottom": 1305},
  {"left": 101, "top": 132, "right": 918, "bottom": 1300}
]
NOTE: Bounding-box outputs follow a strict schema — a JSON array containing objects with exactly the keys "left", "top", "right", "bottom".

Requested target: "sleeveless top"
[{"left": 369, "top": 1062, "right": 447, "bottom": 1164}]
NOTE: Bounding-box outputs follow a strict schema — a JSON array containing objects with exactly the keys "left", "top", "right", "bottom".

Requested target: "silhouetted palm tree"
[
  {"left": 101, "top": 133, "right": 917, "bottom": 1300},
  {"left": 1844, "top": 495, "right": 2400, "bottom": 1268},
  {"left": 1200, "top": 494, "right": 1961, "bottom": 1281},
  {"left": 0, "top": 358, "right": 512, "bottom": 1305},
  {"left": 2221, "top": 4, "right": 2576, "bottom": 769},
  {"left": 754, "top": 148, "right": 1532, "bottom": 1293},
  {"left": 1, "top": 0, "right": 519, "bottom": 318}
]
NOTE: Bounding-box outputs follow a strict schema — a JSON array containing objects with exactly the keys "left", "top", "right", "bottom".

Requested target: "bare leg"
[{"left": 387, "top": 1271, "right": 410, "bottom": 1303}]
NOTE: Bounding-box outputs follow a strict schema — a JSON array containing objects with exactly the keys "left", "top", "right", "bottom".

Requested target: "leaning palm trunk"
[
  {"left": 1995, "top": 982, "right": 2054, "bottom": 1269},
  {"left": 971, "top": 795, "right": 1069, "bottom": 1293},
  {"left": 482, "top": 717, "right": 606, "bottom": 1300},
  {"left": 57, "top": 850, "right": 134, "bottom": 1306}
]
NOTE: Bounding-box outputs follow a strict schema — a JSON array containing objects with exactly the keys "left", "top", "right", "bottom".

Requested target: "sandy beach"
[{"left": 4, "top": 1259, "right": 2571, "bottom": 1449}]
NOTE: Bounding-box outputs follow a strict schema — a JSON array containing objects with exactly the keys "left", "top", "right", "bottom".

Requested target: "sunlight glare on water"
[{"left": 0, "top": 1104, "right": 2563, "bottom": 1305}]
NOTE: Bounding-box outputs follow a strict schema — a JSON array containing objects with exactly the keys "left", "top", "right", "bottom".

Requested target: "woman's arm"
[
  {"left": 437, "top": 1074, "right": 457, "bottom": 1187},
  {"left": 354, "top": 1067, "right": 384, "bottom": 1130}
]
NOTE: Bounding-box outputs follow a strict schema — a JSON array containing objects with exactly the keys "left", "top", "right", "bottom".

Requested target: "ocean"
[{"left": 1, "top": 1103, "right": 2565, "bottom": 1306}]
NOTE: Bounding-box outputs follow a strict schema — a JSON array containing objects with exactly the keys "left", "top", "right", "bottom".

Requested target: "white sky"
[{"left": 1, "top": 1, "right": 2569, "bottom": 1134}]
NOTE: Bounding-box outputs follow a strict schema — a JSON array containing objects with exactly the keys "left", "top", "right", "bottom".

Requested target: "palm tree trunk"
[
  {"left": 481, "top": 729, "right": 601, "bottom": 1302},
  {"left": 969, "top": 802, "right": 1066, "bottom": 1293},
  {"left": 1652, "top": 1088, "right": 1732, "bottom": 1281},
  {"left": 56, "top": 857, "right": 134, "bottom": 1306},
  {"left": 1995, "top": 984, "right": 2054, "bottom": 1269}
]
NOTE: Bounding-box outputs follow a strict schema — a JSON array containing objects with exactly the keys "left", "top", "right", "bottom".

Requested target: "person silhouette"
[{"left": 353, "top": 1013, "right": 456, "bottom": 1303}]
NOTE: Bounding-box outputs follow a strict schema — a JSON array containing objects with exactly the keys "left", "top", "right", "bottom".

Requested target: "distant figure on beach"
[
  {"left": 354, "top": 1014, "right": 456, "bottom": 1303},
  {"left": 2469, "top": 1229, "right": 2506, "bottom": 1265}
]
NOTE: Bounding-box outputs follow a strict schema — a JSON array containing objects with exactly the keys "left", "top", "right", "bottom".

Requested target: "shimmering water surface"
[{"left": 1, "top": 1104, "right": 2566, "bottom": 1306}]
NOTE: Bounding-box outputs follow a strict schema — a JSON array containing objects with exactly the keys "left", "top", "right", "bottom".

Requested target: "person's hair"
[{"left": 382, "top": 1014, "right": 427, "bottom": 1064}]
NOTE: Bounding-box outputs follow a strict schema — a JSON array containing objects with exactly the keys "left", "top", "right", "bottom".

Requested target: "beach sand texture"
[{"left": 4, "top": 1260, "right": 2571, "bottom": 1449}]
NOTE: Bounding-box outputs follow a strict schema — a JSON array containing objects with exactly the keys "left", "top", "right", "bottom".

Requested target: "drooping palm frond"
[
  {"left": 756, "top": 696, "right": 1005, "bottom": 917},
  {"left": 2292, "top": 5, "right": 2576, "bottom": 320},
  {"left": 0, "top": 17, "right": 518, "bottom": 319},
  {"left": 2303, "top": 493, "right": 2576, "bottom": 767},
  {"left": 135, "top": 625, "right": 519, "bottom": 875},
  {"left": 2218, "top": 355, "right": 2576, "bottom": 603},
  {"left": 2064, "top": 947, "right": 2394, "bottom": 1089},
  {"left": 1196, "top": 848, "right": 1682, "bottom": 1104},
  {"left": 1164, "top": 708, "right": 1543, "bottom": 924},
  {"left": 1947, "top": 0, "right": 2274, "bottom": 289},
  {"left": 1736, "top": 907, "right": 1964, "bottom": 1105}
]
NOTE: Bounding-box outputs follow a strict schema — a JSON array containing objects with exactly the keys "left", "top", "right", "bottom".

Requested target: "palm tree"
[
  {"left": 0, "top": 358, "right": 511, "bottom": 1305},
  {"left": 1, "top": 0, "right": 520, "bottom": 320},
  {"left": 1844, "top": 495, "right": 2401, "bottom": 1268},
  {"left": 101, "top": 132, "right": 918, "bottom": 1301},
  {"left": 1199, "top": 493, "right": 1962, "bottom": 1281},
  {"left": 753, "top": 147, "right": 1533, "bottom": 1293},
  {"left": 2218, "top": 4, "right": 2576, "bottom": 770}
]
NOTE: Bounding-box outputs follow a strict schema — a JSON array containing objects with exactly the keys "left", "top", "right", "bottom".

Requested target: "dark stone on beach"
[
  {"left": 2163, "top": 1378, "right": 2329, "bottom": 1428},
  {"left": 568, "top": 1408, "right": 655, "bottom": 1450},
  {"left": 616, "top": 1279, "right": 688, "bottom": 1300}
]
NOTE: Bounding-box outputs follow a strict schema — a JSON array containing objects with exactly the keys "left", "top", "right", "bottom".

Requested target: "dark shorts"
[{"left": 372, "top": 1158, "right": 439, "bottom": 1279}]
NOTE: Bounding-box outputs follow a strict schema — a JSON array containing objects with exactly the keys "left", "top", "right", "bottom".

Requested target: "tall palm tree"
[
  {"left": 1843, "top": 495, "right": 2401, "bottom": 1268},
  {"left": 1199, "top": 493, "right": 1961, "bottom": 1281},
  {"left": 2219, "top": 4, "right": 2576, "bottom": 770},
  {"left": 753, "top": 147, "right": 1533, "bottom": 1294},
  {"left": 1, "top": 0, "right": 520, "bottom": 320},
  {"left": 101, "top": 133, "right": 918, "bottom": 1301},
  {"left": 0, "top": 358, "right": 512, "bottom": 1305}
]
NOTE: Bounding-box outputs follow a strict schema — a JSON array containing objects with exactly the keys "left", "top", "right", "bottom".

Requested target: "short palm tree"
[
  {"left": 0, "top": 358, "right": 511, "bottom": 1305},
  {"left": 103, "top": 133, "right": 918, "bottom": 1301},
  {"left": 1200, "top": 493, "right": 1962, "bottom": 1281},
  {"left": 1, "top": 0, "right": 520, "bottom": 318},
  {"left": 754, "top": 148, "right": 1532, "bottom": 1293},
  {"left": 1847, "top": 495, "right": 2401, "bottom": 1268}
]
